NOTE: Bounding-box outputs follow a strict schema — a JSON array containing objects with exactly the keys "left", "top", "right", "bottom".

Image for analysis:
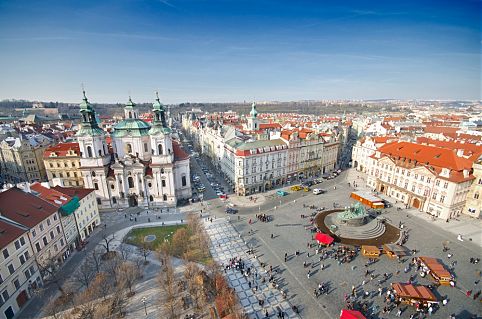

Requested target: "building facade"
[
  {"left": 365, "top": 141, "right": 474, "bottom": 220},
  {"left": 77, "top": 92, "right": 191, "bottom": 208},
  {"left": 30, "top": 183, "right": 79, "bottom": 254},
  {"left": 0, "top": 220, "right": 40, "bottom": 319},
  {"left": 223, "top": 139, "right": 288, "bottom": 196},
  {"left": 0, "top": 136, "right": 51, "bottom": 185},
  {"left": 462, "top": 158, "right": 482, "bottom": 218},
  {"left": 0, "top": 188, "right": 68, "bottom": 278},
  {"left": 43, "top": 142, "right": 84, "bottom": 187},
  {"left": 52, "top": 186, "right": 101, "bottom": 241}
]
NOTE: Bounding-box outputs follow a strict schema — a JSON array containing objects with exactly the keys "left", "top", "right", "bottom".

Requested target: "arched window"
[
  {"left": 149, "top": 195, "right": 154, "bottom": 202},
  {"left": 163, "top": 194, "right": 167, "bottom": 201},
  {"left": 144, "top": 143, "right": 148, "bottom": 152},
  {"left": 92, "top": 171, "right": 96, "bottom": 177},
  {"left": 182, "top": 175, "right": 187, "bottom": 187},
  {"left": 87, "top": 146, "right": 93, "bottom": 158},
  {"left": 112, "top": 197, "right": 117, "bottom": 204},
  {"left": 94, "top": 183, "right": 98, "bottom": 190},
  {"left": 128, "top": 111, "right": 132, "bottom": 119},
  {"left": 98, "top": 150, "right": 102, "bottom": 156},
  {"left": 127, "top": 144, "right": 132, "bottom": 154},
  {"left": 161, "top": 168, "right": 165, "bottom": 174},
  {"left": 158, "top": 144, "right": 163, "bottom": 155},
  {"left": 128, "top": 176, "right": 134, "bottom": 188}
]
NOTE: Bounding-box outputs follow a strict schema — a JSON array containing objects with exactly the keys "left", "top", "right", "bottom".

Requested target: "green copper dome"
[
  {"left": 112, "top": 119, "right": 151, "bottom": 137},
  {"left": 148, "top": 126, "right": 172, "bottom": 135},
  {"left": 250, "top": 102, "right": 258, "bottom": 118}
]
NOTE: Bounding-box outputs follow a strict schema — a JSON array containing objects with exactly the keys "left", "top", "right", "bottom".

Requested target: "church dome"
[{"left": 112, "top": 119, "right": 151, "bottom": 137}]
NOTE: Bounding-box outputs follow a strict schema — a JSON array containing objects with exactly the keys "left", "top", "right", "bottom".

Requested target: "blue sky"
[{"left": 0, "top": 0, "right": 480, "bottom": 103}]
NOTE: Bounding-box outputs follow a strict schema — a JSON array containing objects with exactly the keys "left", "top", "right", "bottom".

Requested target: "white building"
[
  {"left": 52, "top": 186, "right": 101, "bottom": 241},
  {"left": 0, "top": 220, "right": 40, "bottom": 319},
  {"left": 223, "top": 139, "right": 288, "bottom": 196},
  {"left": 76, "top": 92, "right": 191, "bottom": 208},
  {"left": 365, "top": 141, "right": 474, "bottom": 220},
  {"left": 352, "top": 136, "right": 397, "bottom": 173}
]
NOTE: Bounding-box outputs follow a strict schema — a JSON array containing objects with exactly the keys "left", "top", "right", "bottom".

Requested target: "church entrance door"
[{"left": 128, "top": 194, "right": 138, "bottom": 207}]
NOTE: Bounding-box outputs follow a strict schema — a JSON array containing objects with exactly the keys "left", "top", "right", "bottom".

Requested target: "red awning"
[
  {"left": 315, "top": 232, "right": 334, "bottom": 245},
  {"left": 340, "top": 309, "right": 366, "bottom": 319}
]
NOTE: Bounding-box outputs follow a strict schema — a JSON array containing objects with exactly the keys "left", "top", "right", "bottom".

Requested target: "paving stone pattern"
[{"left": 204, "top": 218, "right": 300, "bottom": 319}]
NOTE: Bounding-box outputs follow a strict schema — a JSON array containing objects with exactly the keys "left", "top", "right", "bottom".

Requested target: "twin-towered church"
[{"left": 76, "top": 92, "right": 191, "bottom": 208}]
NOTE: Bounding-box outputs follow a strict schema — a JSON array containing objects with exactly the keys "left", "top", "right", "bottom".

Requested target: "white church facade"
[{"left": 76, "top": 92, "right": 191, "bottom": 209}]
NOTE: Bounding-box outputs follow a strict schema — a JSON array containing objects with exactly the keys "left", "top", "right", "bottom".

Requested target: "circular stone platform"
[
  {"left": 144, "top": 235, "right": 157, "bottom": 243},
  {"left": 314, "top": 209, "right": 400, "bottom": 246}
]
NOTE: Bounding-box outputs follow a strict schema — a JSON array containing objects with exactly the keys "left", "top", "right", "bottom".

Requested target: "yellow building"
[
  {"left": 43, "top": 142, "right": 84, "bottom": 187},
  {"left": 0, "top": 136, "right": 51, "bottom": 184}
]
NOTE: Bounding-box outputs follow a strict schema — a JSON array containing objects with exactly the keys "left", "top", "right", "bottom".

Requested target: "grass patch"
[{"left": 124, "top": 225, "right": 186, "bottom": 250}]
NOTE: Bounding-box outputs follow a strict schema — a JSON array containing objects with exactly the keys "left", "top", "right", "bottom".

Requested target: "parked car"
[
  {"left": 225, "top": 207, "right": 238, "bottom": 214},
  {"left": 312, "top": 188, "right": 325, "bottom": 195},
  {"left": 277, "top": 190, "right": 289, "bottom": 196},
  {"left": 290, "top": 185, "right": 303, "bottom": 191}
]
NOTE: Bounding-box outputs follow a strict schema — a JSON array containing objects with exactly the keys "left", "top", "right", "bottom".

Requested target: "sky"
[{"left": 0, "top": 0, "right": 480, "bottom": 103}]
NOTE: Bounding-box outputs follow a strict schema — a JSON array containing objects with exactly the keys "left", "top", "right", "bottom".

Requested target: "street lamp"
[{"left": 141, "top": 296, "right": 147, "bottom": 315}]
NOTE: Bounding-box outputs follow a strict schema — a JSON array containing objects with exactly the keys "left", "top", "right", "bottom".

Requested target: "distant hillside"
[{"left": 0, "top": 99, "right": 398, "bottom": 117}]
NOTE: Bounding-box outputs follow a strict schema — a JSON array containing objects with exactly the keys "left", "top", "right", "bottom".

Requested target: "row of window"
[
  {"left": 52, "top": 171, "right": 79, "bottom": 178},
  {"left": 49, "top": 161, "right": 77, "bottom": 168}
]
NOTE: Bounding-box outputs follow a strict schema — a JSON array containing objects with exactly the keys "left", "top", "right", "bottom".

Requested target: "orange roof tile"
[
  {"left": 378, "top": 141, "right": 473, "bottom": 171},
  {"left": 44, "top": 142, "right": 80, "bottom": 158}
]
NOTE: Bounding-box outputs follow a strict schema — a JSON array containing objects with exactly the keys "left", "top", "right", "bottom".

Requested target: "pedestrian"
[
  {"left": 442, "top": 298, "right": 448, "bottom": 306},
  {"left": 271, "top": 233, "right": 274, "bottom": 239}
]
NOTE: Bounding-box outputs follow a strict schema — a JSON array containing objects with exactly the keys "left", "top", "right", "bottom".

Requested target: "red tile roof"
[
  {"left": 52, "top": 186, "right": 95, "bottom": 200},
  {"left": 0, "top": 188, "right": 58, "bottom": 228},
  {"left": 416, "top": 137, "right": 482, "bottom": 161},
  {"left": 378, "top": 141, "right": 473, "bottom": 171},
  {"left": 0, "top": 219, "right": 28, "bottom": 250},
  {"left": 423, "top": 126, "right": 459, "bottom": 135},
  {"left": 259, "top": 123, "right": 282, "bottom": 130},
  {"left": 44, "top": 142, "right": 80, "bottom": 158},
  {"left": 30, "top": 183, "right": 72, "bottom": 207},
  {"left": 172, "top": 141, "right": 189, "bottom": 161}
]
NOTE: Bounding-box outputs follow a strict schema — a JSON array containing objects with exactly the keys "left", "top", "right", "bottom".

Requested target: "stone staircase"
[{"left": 325, "top": 215, "right": 386, "bottom": 240}]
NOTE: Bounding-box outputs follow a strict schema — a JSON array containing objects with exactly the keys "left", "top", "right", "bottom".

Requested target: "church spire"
[
  {"left": 76, "top": 91, "right": 104, "bottom": 137},
  {"left": 152, "top": 91, "right": 167, "bottom": 127},
  {"left": 250, "top": 101, "right": 258, "bottom": 118}
]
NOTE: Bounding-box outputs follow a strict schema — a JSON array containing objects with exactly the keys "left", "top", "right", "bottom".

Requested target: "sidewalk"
[{"left": 204, "top": 218, "right": 299, "bottom": 319}]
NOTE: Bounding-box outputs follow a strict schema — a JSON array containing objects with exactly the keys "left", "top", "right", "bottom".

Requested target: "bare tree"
[
  {"left": 137, "top": 241, "right": 152, "bottom": 264},
  {"left": 43, "top": 295, "right": 64, "bottom": 319},
  {"left": 116, "top": 262, "right": 140, "bottom": 295},
  {"left": 71, "top": 258, "right": 96, "bottom": 288},
  {"left": 100, "top": 233, "right": 116, "bottom": 254},
  {"left": 171, "top": 228, "right": 189, "bottom": 257},
  {"left": 88, "top": 248, "right": 103, "bottom": 274},
  {"left": 37, "top": 256, "right": 64, "bottom": 293},
  {"left": 158, "top": 255, "right": 180, "bottom": 319},
  {"left": 89, "top": 272, "right": 112, "bottom": 301},
  {"left": 118, "top": 243, "right": 134, "bottom": 261}
]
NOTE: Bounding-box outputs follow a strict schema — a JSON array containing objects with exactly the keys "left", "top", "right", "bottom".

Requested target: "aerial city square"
[{"left": 0, "top": 0, "right": 480, "bottom": 319}]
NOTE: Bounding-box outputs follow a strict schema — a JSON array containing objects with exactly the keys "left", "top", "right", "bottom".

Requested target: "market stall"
[
  {"left": 383, "top": 244, "right": 409, "bottom": 259},
  {"left": 416, "top": 256, "right": 453, "bottom": 286},
  {"left": 391, "top": 283, "right": 438, "bottom": 307},
  {"left": 315, "top": 232, "right": 334, "bottom": 245},
  {"left": 340, "top": 309, "right": 366, "bottom": 319},
  {"left": 361, "top": 245, "right": 380, "bottom": 258}
]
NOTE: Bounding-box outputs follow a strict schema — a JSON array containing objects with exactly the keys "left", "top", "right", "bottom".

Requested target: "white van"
[{"left": 313, "top": 188, "right": 325, "bottom": 195}]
